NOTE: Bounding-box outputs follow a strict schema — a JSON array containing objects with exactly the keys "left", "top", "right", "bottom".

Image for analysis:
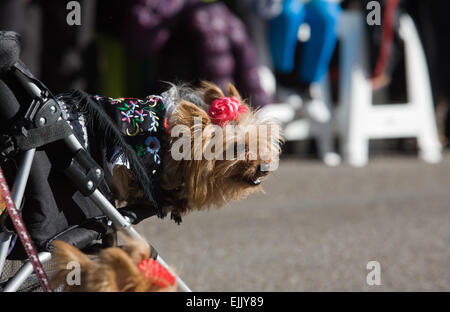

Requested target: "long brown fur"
[{"left": 112, "top": 81, "right": 282, "bottom": 217}]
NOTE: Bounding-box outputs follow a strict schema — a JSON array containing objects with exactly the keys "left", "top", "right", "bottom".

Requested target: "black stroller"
[{"left": 0, "top": 31, "right": 191, "bottom": 292}]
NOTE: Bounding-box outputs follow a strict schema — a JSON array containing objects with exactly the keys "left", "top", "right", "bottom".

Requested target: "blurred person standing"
[
  {"left": 123, "top": 0, "right": 271, "bottom": 108},
  {"left": 267, "top": 0, "right": 342, "bottom": 123},
  {"left": 404, "top": 0, "right": 450, "bottom": 147},
  {"left": 0, "top": 0, "right": 99, "bottom": 93}
]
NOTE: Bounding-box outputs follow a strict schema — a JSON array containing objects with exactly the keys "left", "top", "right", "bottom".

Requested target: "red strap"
[
  {"left": 372, "top": 0, "right": 400, "bottom": 85},
  {"left": 0, "top": 167, "right": 52, "bottom": 292}
]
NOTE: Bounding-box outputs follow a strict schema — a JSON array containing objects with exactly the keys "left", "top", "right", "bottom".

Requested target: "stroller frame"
[{"left": 0, "top": 67, "right": 191, "bottom": 292}]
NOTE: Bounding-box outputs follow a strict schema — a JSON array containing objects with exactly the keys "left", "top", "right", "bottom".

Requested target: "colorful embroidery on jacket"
[{"left": 92, "top": 94, "right": 167, "bottom": 168}]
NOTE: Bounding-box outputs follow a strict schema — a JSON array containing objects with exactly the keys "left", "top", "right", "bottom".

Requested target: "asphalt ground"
[{"left": 137, "top": 153, "right": 450, "bottom": 291}]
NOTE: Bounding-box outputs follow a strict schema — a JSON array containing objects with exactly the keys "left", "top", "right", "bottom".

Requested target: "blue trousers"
[{"left": 269, "top": 0, "right": 341, "bottom": 83}]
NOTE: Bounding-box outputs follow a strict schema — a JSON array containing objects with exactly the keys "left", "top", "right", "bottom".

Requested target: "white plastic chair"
[{"left": 335, "top": 12, "right": 442, "bottom": 166}]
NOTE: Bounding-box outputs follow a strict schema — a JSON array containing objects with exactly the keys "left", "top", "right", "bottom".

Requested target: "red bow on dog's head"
[
  {"left": 138, "top": 258, "right": 176, "bottom": 288},
  {"left": 208, "top": 96, "right": 248, "bottom": 127}
]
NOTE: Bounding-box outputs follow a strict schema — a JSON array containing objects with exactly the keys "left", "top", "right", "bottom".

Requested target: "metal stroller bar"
[
  {"left": 1, "top": 68, "right": 192, "bottom": 292},
  {"left": 3, "top": 252, "right": 51, "bottom": 292}
]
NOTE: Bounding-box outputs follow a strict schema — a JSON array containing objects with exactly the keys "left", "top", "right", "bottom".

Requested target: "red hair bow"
[
  {"left": 138, "top": 258, "right": 176, "bottom": 288},
  {"left": 208, "top": 97, "right": 248, "bottom": 127}
]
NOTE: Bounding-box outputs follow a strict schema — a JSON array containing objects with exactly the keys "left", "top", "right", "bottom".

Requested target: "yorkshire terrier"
[
  {"left": 158, "top": 82, "right": 281, "bottom": 217},
  {"left": 60, "top": 81, "right": 282, "bottom": 222}
]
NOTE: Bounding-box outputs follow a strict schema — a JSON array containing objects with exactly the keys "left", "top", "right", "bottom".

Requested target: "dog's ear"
[
  {"left": 99, "top": 247, "right": 146, "bottom": 291},
  {"left": 174, "top": 100, "right": 211, "bottom": 128},
  {"left": 119, "top": 233, "right": 150, "bottom": 265},
  {"left": 201, "top": 81, "right": 224, "bottom": 106},
  {"left": 226, "top": 83, "right": 243, "bottom": 102}
]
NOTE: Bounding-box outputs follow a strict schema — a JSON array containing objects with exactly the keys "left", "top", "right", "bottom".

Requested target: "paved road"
[{"left": 137, "top": 154, "right": 450, "bottom": 291}]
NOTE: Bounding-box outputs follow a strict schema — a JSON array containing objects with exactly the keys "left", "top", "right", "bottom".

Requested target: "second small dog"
[{"left": 51, "top": 238, "right": 177, "bottom": 292}]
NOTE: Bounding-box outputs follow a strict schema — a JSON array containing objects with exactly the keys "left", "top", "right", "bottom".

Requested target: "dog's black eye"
[{"left": 226, "top": 142, "right": 246, "bottom": 159}]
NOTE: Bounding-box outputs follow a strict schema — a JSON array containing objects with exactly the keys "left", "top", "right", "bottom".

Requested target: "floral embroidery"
[
  {"left": 136, "top": 136, "right": 161, "bottom": 164},
  {"left": 145, "top": 136, "right": 160, "bottom": 154},
  {"left": 153, "top": 153, "right": 161, "bottom": 165},
  {"left": 94, "top": 95, "right": 125, "bottom": 105},
  {"left": 146, "top": 113, "right": 158, "bottom": 133},
  {"left": 136, "top": 145, "right": 146, "bottom": 157},
  {"left": 118, "top": 101, "right": 143, "bottom": 128},
  {"left": 93, "top": 94, "right": 166, "bottom": 172},
  {"left": 134, "top": 109, "right": 148, "bottom": 122},
  {"left": 121, "top": 111, "right": 132, "bottom": 123},
  {"left": 112, "top": 96, "right": 165, "bottom": 136}
]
